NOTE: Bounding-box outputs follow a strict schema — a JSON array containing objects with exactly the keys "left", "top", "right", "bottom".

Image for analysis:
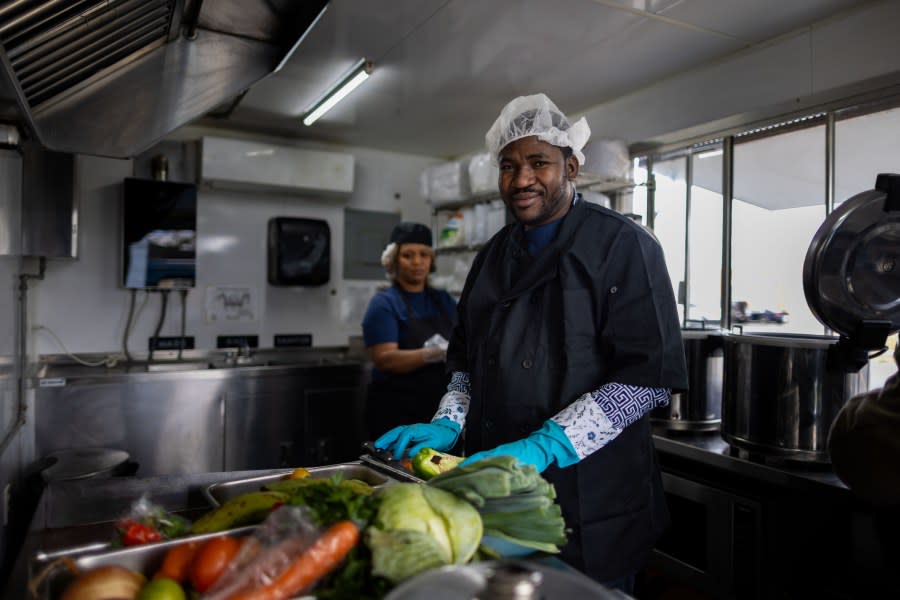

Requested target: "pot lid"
[
  {"left": 803, "top": 173, "right": 900, "bottom": 346},
  {"left": 384, "top": 560, "right": 621, "bottom": 599},
  {"left": 40, "top": 448, "right": 130, "bottom": 483}
]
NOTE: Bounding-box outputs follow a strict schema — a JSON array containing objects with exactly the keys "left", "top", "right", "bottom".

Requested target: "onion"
[{"left": 60, "top": 565, "right": 144, "bottom": 600}]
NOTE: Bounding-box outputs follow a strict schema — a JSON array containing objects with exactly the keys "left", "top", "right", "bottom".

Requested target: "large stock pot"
[
  {"left": 721, "top": 174, "right": 900, "bottom": 461},
  {"left": 652, "top": 328, "right": 723, "bottom": 431},
  {"left": 721, "top": 332, "right": 868, "bottom": 461}
]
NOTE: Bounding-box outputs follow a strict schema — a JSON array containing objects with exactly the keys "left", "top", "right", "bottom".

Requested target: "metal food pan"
[
  {"left": 203, "top": 461, "right": 394, "bottom": 507},
  {"left": 29, "top": 526, "right": 257, "bottom": 600}
]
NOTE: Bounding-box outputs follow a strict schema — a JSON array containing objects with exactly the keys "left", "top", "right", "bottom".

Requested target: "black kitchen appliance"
[
  {"left": 267, "top": 217, "right": 331, "bottom": 286},
  {"left": 121, "top": 177, "right": 197, "bottom": 289}
]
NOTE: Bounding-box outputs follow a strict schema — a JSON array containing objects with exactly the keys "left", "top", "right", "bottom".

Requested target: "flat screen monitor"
[{"left": 122, "top": 177, "right": 197, "bottom": 289}]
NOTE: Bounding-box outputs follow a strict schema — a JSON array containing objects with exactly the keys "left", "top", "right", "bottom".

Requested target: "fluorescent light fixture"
[
  {"left": 303, "top": 59, "right": 373, "bottom": 126},
  {"left": 696, "top": 149, "right": 723, "bottom": 159}
]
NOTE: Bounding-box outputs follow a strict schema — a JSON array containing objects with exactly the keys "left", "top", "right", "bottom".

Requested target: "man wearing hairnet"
[{"left": 377, "top": 94, "right": 688, "bottom": 591}]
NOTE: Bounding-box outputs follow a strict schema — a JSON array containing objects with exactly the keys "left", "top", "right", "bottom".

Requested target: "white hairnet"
[
  {"left": 380, "top": 242, "right": 398, "bottom": 279},
  {"left": 485, "top": 93, "right": 591, "bottom": 165}
]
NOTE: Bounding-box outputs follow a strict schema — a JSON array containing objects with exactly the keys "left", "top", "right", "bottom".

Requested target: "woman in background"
[{"left": 362, "top": 222, "right": 456, "bottom": 440}]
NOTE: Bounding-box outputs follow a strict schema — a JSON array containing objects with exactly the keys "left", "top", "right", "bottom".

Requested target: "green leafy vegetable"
[
  {"left": 427, "top": 456, "right": 567, "bottom": 555},
  {"left": 365, "top": 483, "right": 483, "bottom": 583},
  {"left": 264, "top": 473, "right": 376, "bottom": 525}
]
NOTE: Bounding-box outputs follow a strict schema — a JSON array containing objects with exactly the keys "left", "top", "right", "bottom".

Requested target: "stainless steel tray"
[
  {"left": 203, "top": 461, "right": 414, "bottom": 507},
  {"left": 29, "top": 526, "right": 257, "bottom": 600}
]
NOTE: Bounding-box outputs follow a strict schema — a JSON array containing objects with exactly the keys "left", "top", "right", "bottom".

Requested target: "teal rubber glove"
[
  {"left": 375, "top": 417, "right": 461, "bottom": 459},
  {"left": 461, "top": 420, "right": 579, "bottom": 473}
]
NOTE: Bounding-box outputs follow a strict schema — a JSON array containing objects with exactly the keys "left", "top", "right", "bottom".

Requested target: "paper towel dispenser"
[{"left": 268, "top": 217, "right": 331, "bottom": 286}]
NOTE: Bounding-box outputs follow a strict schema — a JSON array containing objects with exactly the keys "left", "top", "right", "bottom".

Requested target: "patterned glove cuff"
[
  {"left": 447, "top": 371, "right": 471, "bottom": 395},
  {"left": 433, "top": 389, "right": 470, "bottom": 429},
  {"left": 551, "top": 393, "right": 621, "bottom": 460}
]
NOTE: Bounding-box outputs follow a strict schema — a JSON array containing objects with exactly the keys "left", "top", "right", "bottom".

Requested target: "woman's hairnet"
[
  {"left": 485, "top": 93, "right": 591, "bottom": 165},
  {"left": 380, "top": 242, "right": 399, "bottom": 279}
]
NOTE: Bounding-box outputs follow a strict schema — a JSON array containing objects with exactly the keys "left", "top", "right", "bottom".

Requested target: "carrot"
[{"left": 228, "top": 520, "right": 360, "bottom": 600}]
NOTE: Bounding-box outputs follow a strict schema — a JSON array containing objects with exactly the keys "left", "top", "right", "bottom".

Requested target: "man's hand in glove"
[
  {"left": 375, "top": 417, "right": 461, "bottom": 459},
  {"left": 461, "top": 420, "right": 579, "bottom": 473}
]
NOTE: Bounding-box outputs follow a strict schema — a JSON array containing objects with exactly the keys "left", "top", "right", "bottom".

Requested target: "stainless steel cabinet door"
[{"left": 223, "top": 373, "right": 306, "bottom": 471}]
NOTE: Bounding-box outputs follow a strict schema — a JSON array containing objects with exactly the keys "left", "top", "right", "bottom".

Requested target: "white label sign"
[{"left": 206, "top": 285, "right": 257, "bottom": 322}]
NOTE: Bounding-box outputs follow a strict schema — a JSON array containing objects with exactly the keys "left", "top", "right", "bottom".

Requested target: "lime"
[{"left": 137, "top": 577, "right": 187, "bottom": 600}]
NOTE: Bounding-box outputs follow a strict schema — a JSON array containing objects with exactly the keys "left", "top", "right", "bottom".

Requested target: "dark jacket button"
[
  {"left": 502, "top": 301, "right": 512, "bottom": 309},
  {"left": 522, "top": 359, "right": 533, "bottom": 369},
  {"left": 485, "top": 419, "right": 494, "bottom": 430}
]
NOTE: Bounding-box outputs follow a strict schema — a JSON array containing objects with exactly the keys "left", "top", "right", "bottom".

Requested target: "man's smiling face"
[{"left": 498, "top": 136, "right": 579, "bottom": 229}]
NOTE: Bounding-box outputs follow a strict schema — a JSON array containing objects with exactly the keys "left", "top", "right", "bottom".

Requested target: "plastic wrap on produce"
[
  {"left": 423, "top": 161, "right": 470, "bottom": 206},
  {"left": 581, "top": 139, "right": 630, "bottom": 181},
  {"left": 467, "top": 152, "right": 495, "bottom": 195}
]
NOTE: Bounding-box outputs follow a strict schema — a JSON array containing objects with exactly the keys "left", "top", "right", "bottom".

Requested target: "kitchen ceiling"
[
  {"left": 204, "top": 0, "right": 866, "bottom": 158},
  {"left": 0, "top": 0, "right": 870, "bottom": 159}
]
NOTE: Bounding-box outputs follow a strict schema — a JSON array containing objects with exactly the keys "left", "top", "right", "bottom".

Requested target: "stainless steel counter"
[
  {"left": 33, "top": 346, "right": 359, "bottom": 380},
  {"left": 652, "top": 429, "right": 848, "bottom": 495}
]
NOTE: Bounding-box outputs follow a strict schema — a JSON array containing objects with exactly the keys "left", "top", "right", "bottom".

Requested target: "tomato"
[
  {"left": 190, "top": 535, "right": 241, "bottom": 593},
  {"left": 137, "top": 577, "right": 187, "bottom": 600},
  {"left": 117, "top": 519, "right": 163, "bottom": 546},
  {"left": 155, "top": 541, "right": 200, "bottom": 583}
]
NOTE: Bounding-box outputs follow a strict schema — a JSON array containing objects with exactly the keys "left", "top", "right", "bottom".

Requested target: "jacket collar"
[{"left": 501, "top": 194, "right": 587, "bottom": 301}]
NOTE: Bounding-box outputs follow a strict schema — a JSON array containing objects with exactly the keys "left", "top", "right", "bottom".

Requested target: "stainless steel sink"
[
  {"left": 145, "top": 362, "right": 217, "bottom": 372},
  {"left": 145, "top": 356, "right": 350, "bottom": 371}
]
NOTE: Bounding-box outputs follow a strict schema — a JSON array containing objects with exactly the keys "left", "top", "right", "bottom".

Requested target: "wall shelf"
[
  {"left": 435, "top": 244, "right": 483, "bottom": 255},
  {"left": 578, "top": 176, "right": 638, "bottom": 193},
  {"left": 429, "top": 191, "right": 501, "bottom": 212}
]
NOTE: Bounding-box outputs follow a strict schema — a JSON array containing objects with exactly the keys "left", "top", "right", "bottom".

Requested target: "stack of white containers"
[
  {"left": 422, "top": 153, "right": 507, "bottom": 248},
  {"left": 580, "top": 139, "right": 631, "bottom": 182}
]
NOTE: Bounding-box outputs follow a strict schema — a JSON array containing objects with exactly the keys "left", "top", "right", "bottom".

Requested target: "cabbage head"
[{"left": 366, "top": 483, "right": 482, "bottom": 583}]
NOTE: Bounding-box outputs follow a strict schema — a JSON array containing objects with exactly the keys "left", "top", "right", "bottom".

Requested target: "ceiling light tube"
[
  {"left": 303, "top": 59, "right": 373, "bottom": 126},
  {"left": 696, "top": 149, "right": 723, "bottom": 159}
]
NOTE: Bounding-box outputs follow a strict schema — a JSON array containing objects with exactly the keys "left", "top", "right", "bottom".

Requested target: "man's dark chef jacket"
[{"left": 446, "top": 198, "right": 688, "bottom": 582}]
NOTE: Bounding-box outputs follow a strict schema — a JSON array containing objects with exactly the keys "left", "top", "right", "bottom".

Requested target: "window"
[
  {"left": 652, "top": 157, "right": 687, "bottom": 323},
  {"left": 688, "top": 147, "right": 723, "bottom": 324},
  {"left": 731, "top": 125, "right": 826, "bottom": 334},
  {"left": 631, "top": 157, "right": 649, "bottom": 225},
  {"left": 835, "top": 105, "right": 900, "bottom": 207}
]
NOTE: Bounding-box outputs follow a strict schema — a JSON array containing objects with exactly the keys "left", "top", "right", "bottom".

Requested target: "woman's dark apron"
[{"left": 365, "top": 286, "right": 455, "bottom": 439}]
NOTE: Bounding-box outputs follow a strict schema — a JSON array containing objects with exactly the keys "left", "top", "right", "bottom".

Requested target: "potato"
[{"left": 61, "top": 565, "right": 144, "bottom": 600}]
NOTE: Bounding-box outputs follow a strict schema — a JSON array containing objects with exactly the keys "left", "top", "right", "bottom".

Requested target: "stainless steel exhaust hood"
[{"left": 0, "top": 0, "right": 328, "bottom": 158}]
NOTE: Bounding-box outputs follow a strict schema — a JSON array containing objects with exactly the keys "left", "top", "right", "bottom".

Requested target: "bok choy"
[{"left": 426, "top": 455, "right": 568, "bottom": 554}]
